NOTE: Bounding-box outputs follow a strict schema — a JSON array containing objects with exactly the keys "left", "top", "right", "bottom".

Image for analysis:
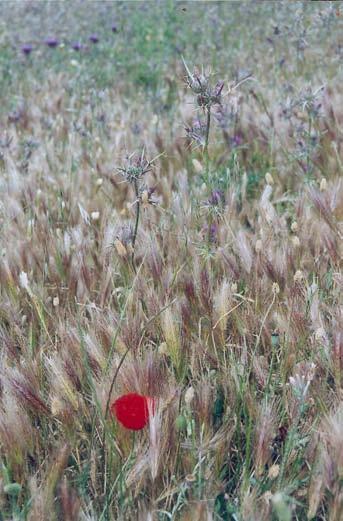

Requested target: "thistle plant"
[
  {"left": 116, "top": 150, "right": 157, "bottom": 270},
  {"left": 183, "top": 58, "right": 224, "bottom": 182},
  {"left": 280, "top": 84, "right": 325, "bottom": 177}
]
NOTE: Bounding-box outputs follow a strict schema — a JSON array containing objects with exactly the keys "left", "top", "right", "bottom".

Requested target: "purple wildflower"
[
  {"left": 21, "top": 44, "right": 33, "bottom": 56},
  {"left": 201, "top": 223, "right": 219, "bottom": 243},
  {"left": 231, "top": 134, "right": 243, "bottom": 147},
  {"left": 71, "top": 42, "right": 83, "bottom": 51},
  {"left": 208, "top": 189, "right": 225, "bottom": 206},
  {"left": 208, "top": 223, "right": 219, "bottom": 243},
  {"left": 44, "top": 37, "right": 59, "bottom": 48},
  {"left": 111, "top": 24, "right": 118, "bottom": 33},
  {"left": 89, "top": 34, "right": 99, "bottom": 44}
]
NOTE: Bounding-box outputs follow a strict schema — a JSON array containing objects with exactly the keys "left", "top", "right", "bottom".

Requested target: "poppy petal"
[{"left": 110, "top": 393, "right": 154, "bottom": 431}]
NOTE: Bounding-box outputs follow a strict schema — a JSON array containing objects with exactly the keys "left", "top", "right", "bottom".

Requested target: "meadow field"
[{"left": 0, "top": 1, "right": 342, "bottom": 520}]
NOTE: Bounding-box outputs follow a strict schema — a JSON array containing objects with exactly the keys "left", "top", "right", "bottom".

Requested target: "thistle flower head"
[
  {"left": 117, "top": 150, "right": 153, "bottom": 184},
  {"left": 207, "top": 189, "right": 225, "bottom": 207},
  {"left": 182, "top": 58, "right": 223, "bottom": 109},
  {"left": 185, "top": 118, "right": 208, "bottom": 147},
  {"left": 182, "top": 58, "right": 209, "bottom": 94}
]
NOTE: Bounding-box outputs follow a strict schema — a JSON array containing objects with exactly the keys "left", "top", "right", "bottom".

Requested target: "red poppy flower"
[{"left": 110, "top": 393, "right": 155, "bottom": 431}]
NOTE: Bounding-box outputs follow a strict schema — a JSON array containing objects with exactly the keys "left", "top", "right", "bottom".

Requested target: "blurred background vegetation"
[{"left": 0, "top": 1, "right": 342, "bottom": 113}]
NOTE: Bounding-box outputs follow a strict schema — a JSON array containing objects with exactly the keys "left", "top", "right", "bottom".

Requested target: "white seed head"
[
  {"left": 91, "top": 211, "right": 100, "bottom": 221},
  {"left": 265, "top": 172, "right": 274, "bottom": 185},
  {"left": 141, "top": 190, "right": 149, "bottom": 205},
  {"left": 255, "top": 239, "right": 263, "bottom": 252},
  {"left": 263, "top": 491, "right": 273, "bottom": 504},
  {"left": 184, "top": 386, "right": 195, "bottom": 407},
  {"left": 292, "top": 235, "right": 300, "bottom": 248},
  {"left": 51, "top": 397, "right": 64, "bottom": 416},
  {"left": 315, "top": 327, "right": 326, "bottom": 341},
  {"left": 185, "top": 473, "right": 197, "bottom": 483},
  {"left": 114, "top": 239, "right": 127, "bottom": 258},
  {"left": 53, "top": 296, "right": 59, "bottom": 307},
  {"left": 294, "top": 270, "right": 304, "bottom": 283},
  {"left": 231, "top": 282, "right": 238, "bottom": 293},
  {"left": 272, "top": 282, "right": 280, "bottom": 295},
  {"left": 291, "top": 221, "right": 298, "bottom": 233},
  {"left": 19, "top": 271, "right": 31, "bottom": 294},
  {"left": 268, "top": 464, "right": 280, "bottom": 479},
  {"left": 158, "top": 342, "right": 168, "bottom": 355},
  {"left": 192, "top": 158, "right": 203, "bottom": 174},
  {"left": 320, "top": 178, "right": 327, "bottom": 191}
]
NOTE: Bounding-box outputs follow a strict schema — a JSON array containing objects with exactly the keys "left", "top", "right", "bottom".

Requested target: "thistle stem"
[
  {"left": 204, "top": 107, "right": 211, "bottom": 183},
  {"left": 131, "top": 178, "right": 140, "bottom": 271}
]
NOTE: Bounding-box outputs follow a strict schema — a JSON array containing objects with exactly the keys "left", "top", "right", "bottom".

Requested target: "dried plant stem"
[
  {"left": 212, "top": 300, "right": 244, "bottom": 330},
  {"left": 255, "top": 292, "right": 276, "bottom": 352},
  {"left": 247, "top": 292, "right": 277, "bottom": 381}
]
